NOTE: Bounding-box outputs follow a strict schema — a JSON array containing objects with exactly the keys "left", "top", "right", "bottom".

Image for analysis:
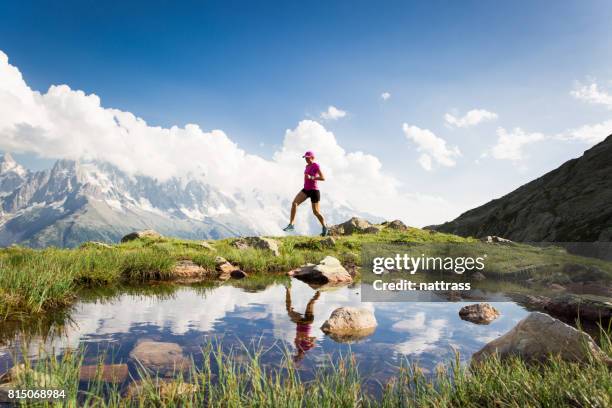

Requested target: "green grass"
[
  {"left": 5, "top": 330, "right": 611, "bottom": 407},
  {"left": 1, "top": 225, "right": 611, "bottom": 321}
]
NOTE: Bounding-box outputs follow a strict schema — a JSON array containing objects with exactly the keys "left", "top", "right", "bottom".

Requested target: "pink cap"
[{"left": 302, "top": 151, "right": 314, "bottom": 158}]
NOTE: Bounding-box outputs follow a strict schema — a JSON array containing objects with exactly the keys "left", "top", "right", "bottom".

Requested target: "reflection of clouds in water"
[
  {"left": 393, "top": 315, "right": 447, "bottom": 356},
  {"left": 11, "top": 280, "right": 375, "bottom": 355}
]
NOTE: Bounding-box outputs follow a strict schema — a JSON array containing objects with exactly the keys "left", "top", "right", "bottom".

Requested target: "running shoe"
[
  {"left": 282, "top": 224, "right": 295, "bottom": 232},
  {"left": 320, "top": 225, "right": 328, "bottom": 236}
]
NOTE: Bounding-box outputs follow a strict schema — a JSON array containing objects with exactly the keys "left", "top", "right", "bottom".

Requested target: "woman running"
[{"left": 282, "top": 151, "right": 328, "bottom": 236}]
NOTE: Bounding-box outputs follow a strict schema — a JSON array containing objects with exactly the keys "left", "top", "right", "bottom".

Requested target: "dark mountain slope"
[{"left": 432, "top": 135, "right": 612, "bottom": 242}]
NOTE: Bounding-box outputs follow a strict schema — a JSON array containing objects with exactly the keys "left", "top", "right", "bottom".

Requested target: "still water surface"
[{"left": 0, "top": 278, "right": 530, "bottom": 386}]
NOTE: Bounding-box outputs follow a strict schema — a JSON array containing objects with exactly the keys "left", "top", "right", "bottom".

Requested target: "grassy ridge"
[
  {"left": 6, "top": 332, "right": 612, "bottom": 407},
  {"left": 0, "top": 227, "right": 467, "bottom": 321},
  {"left": 2, "top": 226, "right": 612, "bottom": 321}
]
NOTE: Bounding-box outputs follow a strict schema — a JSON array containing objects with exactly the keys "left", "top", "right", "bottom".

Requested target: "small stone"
[
  {"left": 480, "top": 235, "right": 513, "bottom": 244},
  {"left": 199, "top": 241, "right": 216, "bottom": 251},
  {"left": 459, "top": 303, "right": 500, "bottom": 324},
  {"left": 320, "top": 236, "right": 336, "bottom": 248}
]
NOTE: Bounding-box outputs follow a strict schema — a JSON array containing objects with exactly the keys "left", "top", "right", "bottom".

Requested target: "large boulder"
[
  {"left": 545, "top": 293, "right": 612, "bottom": 323},
  {"left": 232, "top": 237, "right": 280, "bottom": 257},
  {"left": 329, "top": 217, "right": 374, "bottom": 236},
  {"left": 321, "top": 307, "right": 377, "bottom": 342},
  {"left": 121, "top": 229, "right": 162, "bottom": 243},
  {"left": 472, "top": 312, "right": 611, "bottom": 365},
  {"left": 290, "top": 256, "right": 352, "bottom": 285},
  {"left": 459, "top": 303, "right": 500, "bottom": 324},
  {"left": 129, "top": 341, "right": 189, "bottom": 376}
]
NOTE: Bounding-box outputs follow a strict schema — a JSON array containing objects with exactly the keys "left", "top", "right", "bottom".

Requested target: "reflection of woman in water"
[{"left": 285, "top": 287, "right": 321, "bottom": 363}]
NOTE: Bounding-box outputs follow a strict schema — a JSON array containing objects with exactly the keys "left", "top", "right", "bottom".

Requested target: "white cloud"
[
  {"left": 556, "top": 119, "right": 612, "bottom": 144},
  {"left": 444, "top": 109, "right": 498, "bottom": 128},
  {"left": 402, "top": 124, "right": 461, "bottom": 170},
  {"left": 320, "top": 105, "right": 347, "bottom": 120},
  {"left": 381, "top": 92, "right": 391, "bottom": 101},
  {"left": 570, "top": 81, "right": 612, "bottom": 109},
  {"left": 0, "top": 50, "right": 459, "bottom": 227},
  {"left": 489, "top": 127, "right": 545, "bottom": 161}
]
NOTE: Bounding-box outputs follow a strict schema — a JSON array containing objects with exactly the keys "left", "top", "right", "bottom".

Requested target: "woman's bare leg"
[
  {"left": 290, "top": 191, "right": 308, "bottom": 224},
  {"left": 311, "top": 202, "right": 326, "bottom": 227}
]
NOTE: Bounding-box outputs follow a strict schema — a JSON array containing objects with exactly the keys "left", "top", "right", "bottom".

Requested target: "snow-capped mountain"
[{"left": 0, "top": 154, "right": 377, "bottom": 247}]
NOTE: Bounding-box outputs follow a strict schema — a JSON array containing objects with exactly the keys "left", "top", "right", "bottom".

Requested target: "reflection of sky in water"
[{"left": 0, "top": 280, "right": 529, "bottom": 382}]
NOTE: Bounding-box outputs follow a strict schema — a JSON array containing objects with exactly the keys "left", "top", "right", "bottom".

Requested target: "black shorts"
[{"left": 301, "top": 189, "right": 321, "bottom": 203}]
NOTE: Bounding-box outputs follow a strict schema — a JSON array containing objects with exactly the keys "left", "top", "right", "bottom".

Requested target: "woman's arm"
[{"left": 314, "top": 168, "right": 325, "bottom": 181}]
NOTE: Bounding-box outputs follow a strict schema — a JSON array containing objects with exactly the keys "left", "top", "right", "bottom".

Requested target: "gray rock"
[
  {"left": 121, "top": 229, "right": 162, "bottom": 242},
  {"left": 329, "top": 217, "right": 374, "bottom": 235},
  {"left": 480, "top": 235, "right": 513, "bottom": 244},
  {"left": 232, "top": 237, "right": 280, "bottom": 257},
  {"left": 431, "top": 134, "right": 612, "bottom": 242},
  {"left": 364, "top": 225, "right": 383, "bottom": 234},
  {"left": 321, "top": 307, "right": 377, "bottom": 341},
  {"left": 291, "top": 256, "right": 353, "bottom": 284},
  {"left": 459, "top": 303, "right": 500, "bottom": 324},
  {"left": 320, "top": 236, "right": 336, "bottom": 248},
  {"left": 472, "top": 312, "right": 611, "bottom": 365},
  {"left": 384, "top": 219, "right": 408, "bottom": 231}
]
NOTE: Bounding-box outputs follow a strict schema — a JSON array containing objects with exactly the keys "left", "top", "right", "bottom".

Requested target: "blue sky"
[{"left": 1, "top": 1, "right": 612, "bottom": 225}]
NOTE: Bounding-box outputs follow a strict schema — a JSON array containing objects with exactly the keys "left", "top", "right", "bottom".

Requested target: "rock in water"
[
  {"left": 79, "top": 364, "right": 129, "bottom": 384},
  {"left": 459, "top": 303, "right": 500, "bottom": 324},
  {"left": 171, "top": 260, "right": 211, "bottom": 282},
  {"left": 291, "top": 256, "right": 352, "bottom": 284},
  {"left": 129, "top": 341, "right": 189, "bottom": 376},
  {"left": 472, "top": 312, "right": 611, "bottom": 365},
  {"left": 121, "top": 229, "right": 162, "bottom": 242},
  {"left": 321, "top": 307, "right": 377, "bottom": 341},
  {"left": 545, "top": 293, "right": 612, "bottom": 323}
]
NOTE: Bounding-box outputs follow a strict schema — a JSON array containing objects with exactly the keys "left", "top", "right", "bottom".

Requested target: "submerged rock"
[
  {"left": 546, "top": 293, "right": 612, "bottom": 323},
  {"left": 321, "top": 307, "right": 377, "bottom": 341},
  {"left": 459, "top": 303, "right": 500, "bottom": 324},
  {"left": 290, "top": 256, "right": 352, "bottom": 285},
  {"left": 129, "top": 341, "right": 189, "bottom": 376},
  {"left": 121, "top": 229, "right": 162, "bottom": 243},
  {"left": 472, "top": 312, "right": 611, "bottom": 365},
  {"left": 79, "top": 364, "right": 129, "bottom": 384}
]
